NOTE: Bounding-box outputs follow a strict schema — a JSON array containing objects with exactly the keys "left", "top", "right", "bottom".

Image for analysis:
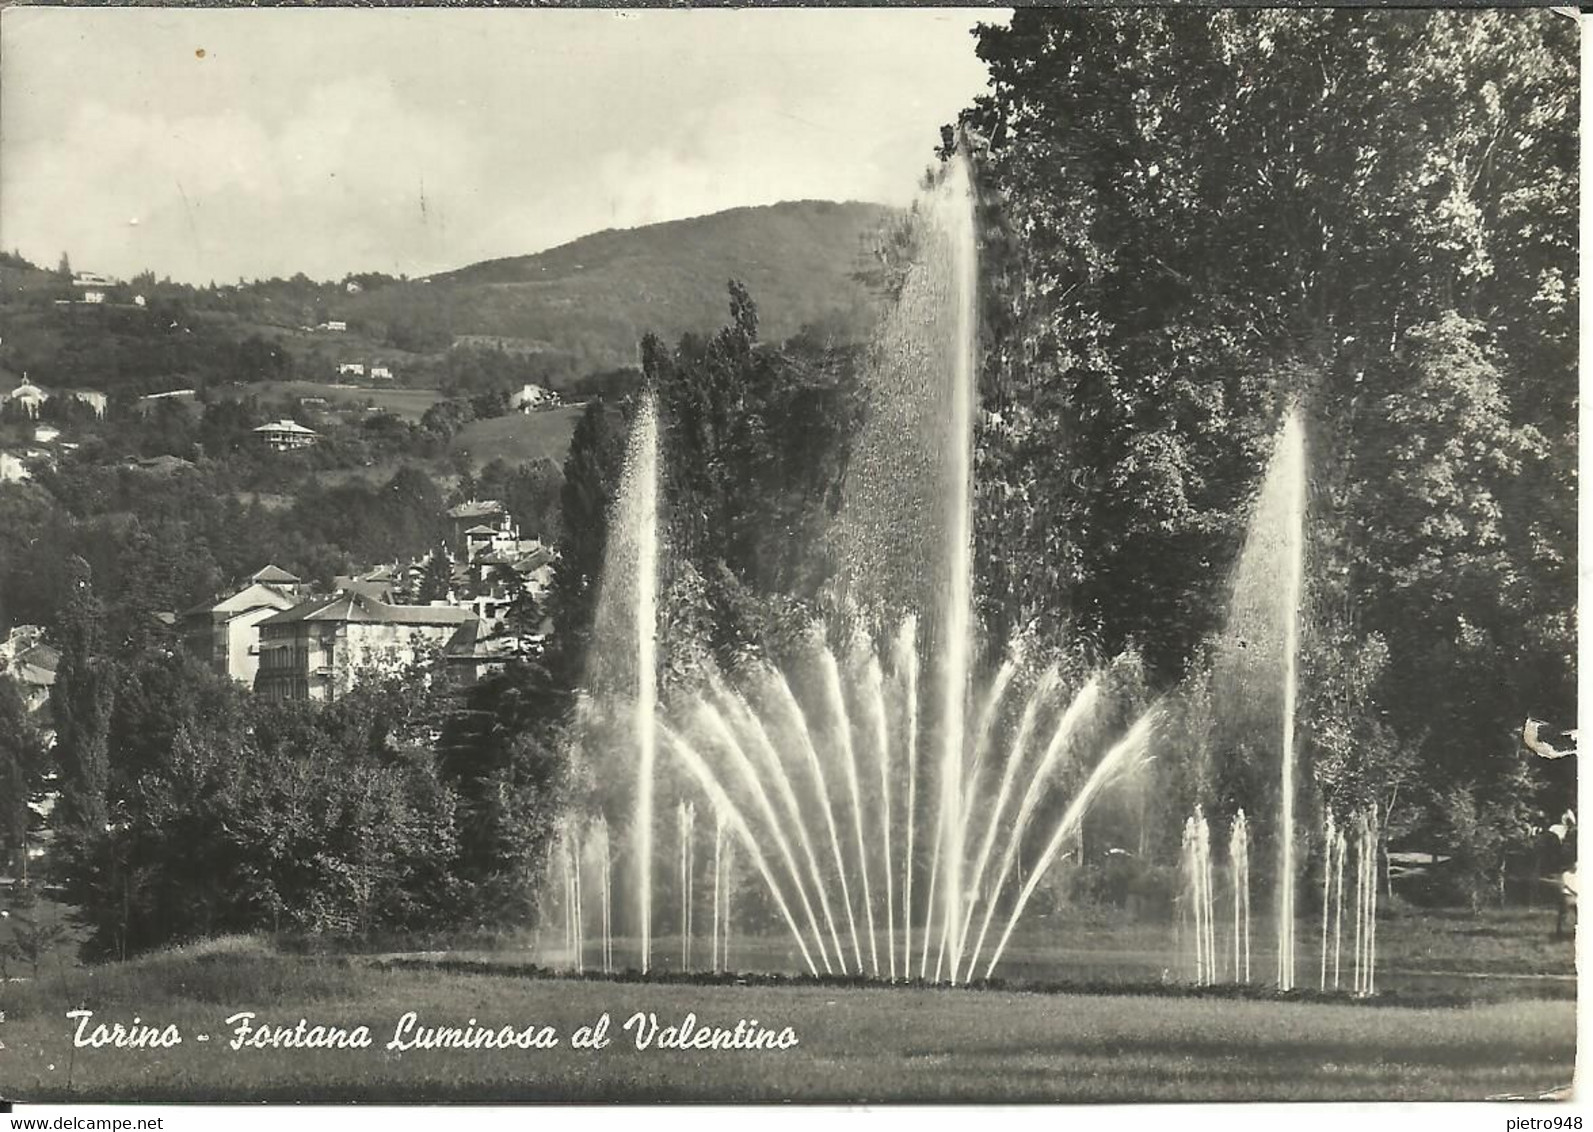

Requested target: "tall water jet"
[
  {"left": 938, "top": 152, "right": 980, "bottom": 983},
  {"left": 1217, "top": 407, "right": 1308, "bottom": 991},
  {"left": 586, "top": 392, "right": 663, "bottom": 972},
  {"left": 1276, "top": 410, "right": 1308, "bottom": 990},
  {"left": 628, "top": 396, "right": 662, "bottom": 973}
]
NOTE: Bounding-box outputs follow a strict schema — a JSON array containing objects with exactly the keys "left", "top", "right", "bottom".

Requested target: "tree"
[
  {"left": 0, "top": 668, "right": 46, "bottom": 881},
  {"left": 435, "top": 658, "right": 573, "bottom": 921},
  {"left": 49, "top": 556, "right": 114, "bottom": 840},
  {"left": 551, "top": 395, "right": 631, "bottom": 686},
  {"left": 951, "top": 8, "right": 1575, "bottom": 821},
  {"left": 417, "top": 545, "right": 453, "bottom": 604}
]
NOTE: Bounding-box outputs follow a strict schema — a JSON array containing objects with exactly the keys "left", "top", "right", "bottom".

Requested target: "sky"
[{"left": 0, "top": 8, "right": 1002, "bottom": 285}]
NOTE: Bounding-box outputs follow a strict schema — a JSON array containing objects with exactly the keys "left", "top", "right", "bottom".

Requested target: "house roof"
[
  {"left": 183, "top": 581, "right": 300, "bottom": 619},
  {"left": 260, "top": 590, "right": 477, "bottom": 628},
  {"left": 464, "top": 524, "right": 499, "bottom": 536},
  {"left": 447, "top": 499, "right": 505, "bottom": 520},
  {"left": 254, "top": 419, "right": 318, "bottom": 436},
  {"left": 443, "top": 619, "right": 515, "bottom": 662},
  {"left": 251, "top": 564, "right": 301, "bottom": 585},
  {"left": 16, "top": 644, "right": 59, "bottom": 672},
  {"left": 332, "top": 578, "right": 394, "bottom": 603}
]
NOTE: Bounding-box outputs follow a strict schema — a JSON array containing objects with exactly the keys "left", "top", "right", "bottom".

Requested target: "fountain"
[
  {"left": 1230, "top": 811, "right": 1251, "bottom": 983},
  {"left": 1181, "top": 808, "right": 1217, "bottom": 985},
  {"left": 1216, "top": 406, "right": 1309, "bottom": 990},
  {"left": 559, "top": 148, "right": 1316, "bottom": 991}
]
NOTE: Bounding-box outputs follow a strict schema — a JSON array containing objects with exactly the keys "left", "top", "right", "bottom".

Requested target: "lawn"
[
  {"left": 0, "top": 936, "right": 1574, "bottom": 1103},
  {"left": 451, "top": 406, "right": 583, "bottom": 471},
  {"left": 218, "top": 381, "right": 446, "bottom": 422}
]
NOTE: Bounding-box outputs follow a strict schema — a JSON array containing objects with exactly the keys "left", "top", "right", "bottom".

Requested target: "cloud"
[{"left": 1, "top": 8, "right": 1002, "bottom": 282}]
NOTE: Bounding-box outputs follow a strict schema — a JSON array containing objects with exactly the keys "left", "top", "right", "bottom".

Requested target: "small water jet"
[
  {"left": 1182, "top": 807, "right": 1217, "bottom": 985},
  {"left": 678, "top": 799, "right": 696, "bottom": 970},
  {"left": 1230, "top": 811, "right": 1251, "bottom": 983},
  {"left": 1352, "top": 807, "right": 1380, "bottom": 996},
  {"left": 587, "top": 816, "right": 614, "bottom": 974}
]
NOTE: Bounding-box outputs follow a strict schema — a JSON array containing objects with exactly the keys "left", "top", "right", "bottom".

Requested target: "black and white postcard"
[{"left": 0, "top": 3, "right": 1578, "bottom": 1111}]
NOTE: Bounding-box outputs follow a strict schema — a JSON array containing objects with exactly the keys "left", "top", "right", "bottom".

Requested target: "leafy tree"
[
  {"left": 0, "top": 669, "right": 46, "bottom": 881},
  {"left": 950, "top": 8, "right": 1575, "bottom": 832},
  {"left": 417, "top": 545, "right": 453, "bottom": 603},
  {"left": 49, "top": 556, "right": 114, "bottom": 839}
]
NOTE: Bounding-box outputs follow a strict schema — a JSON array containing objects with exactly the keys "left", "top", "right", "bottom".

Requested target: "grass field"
[
  {"left": 218, "top": 381, "right": 446, "bottom": 422},
  {"left": 0, "top": 931, "right": 1574, "bottom": 1103},
  {"left": 450, "top": 406, "right": 583, "bottom": 471}
]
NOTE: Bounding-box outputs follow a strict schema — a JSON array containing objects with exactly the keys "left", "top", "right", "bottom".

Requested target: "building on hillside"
[
  {"left": 63, "top": 390, "right": 107, "bottom": 417},
  {"left": 509, "top": 383, "right": 555, "bottom": 412},
  {"left": 320, "top": 320, "right": 348, "bottom": 332},
  {"left": 332, "top": 566, "right": 397, "bottom": 604},
  {"left": 33, "top": 424, "right": 61, "bottom": 445},
  {"left": 447, "top": 499, "right": 508, "bottom": 551},
  {"left": 3, "top": 380, "right": 49, "bottom": 417},
  {"left": 180, "top": 567, "right": 306, "bottom": 685},
  {"left": 337, "top": 362, "right": 366, "bottom": 377},
  {"left": 1, "top": 626, "right": 58, "bottom": 716},
  {"left": 137, "top": 388, "right": 197, "bottom": 408},
  {"left": 462, "top": 522, "right": 515, "bottom": 563},
  {"left": 73, "top": 273, "right": 115, "bottom": 303},
  {"left": 441, "top": 619, "right": 517, "bottom": 684},
  {"left": 254, "top": 591, "right": 480, "bottom": 701},
  {"left": 253, "top": 419, "right": 319, "bottom": 451},
  {"left": 369, "top": 364, "right": 393, "bottom": 380},
  {"left": 0, "top": 451, "right": 30, "bottom": 483}
]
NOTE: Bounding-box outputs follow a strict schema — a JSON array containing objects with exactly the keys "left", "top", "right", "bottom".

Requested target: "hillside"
[
  {"left": 338, "top": 200, "right": 898, "bottom": 369},
  {"left": 0, "top": 200, "right": 899, "bottom": 398}
]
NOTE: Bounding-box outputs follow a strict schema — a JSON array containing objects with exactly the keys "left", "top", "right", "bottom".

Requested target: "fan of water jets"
[
  {"left": 557, "top": 150, "right": 1166, "bottom": 983},
  {"left": 661, "top": 625, "right": 1160, "bottom": 982}
]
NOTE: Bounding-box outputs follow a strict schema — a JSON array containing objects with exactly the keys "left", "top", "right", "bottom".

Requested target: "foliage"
[
  {"left": 64, "top": 659, "right": 469, "bottom": 960},
  {"left": 0, "top": 670, "right": 47, "bottom": 881},
  {"left": 951, "top": 8, "right": 1576, "bottom": 841}
]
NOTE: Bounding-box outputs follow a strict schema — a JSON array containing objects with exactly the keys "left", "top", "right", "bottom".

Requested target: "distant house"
[
  {"left": 137, "top": 388, "right": 197, "bottom": 407},
  {"left": 253, "top": 419, "right": 319, "bottom": 451},
  {"left": 369, "top": 364, "right": 393, "bottom": 381},
  {"left": 0, "top": 451, "right": 29, "bottom": 483},
  {"left": 447, "top": 499, "right": 508, "bottom": 551},
  {"left": 0, "top": 627, "right": 59, "bottom": 717},
  {"left": 129, "top": 454, "right": 195, "bottom": 474},
  {"left": 3, "top": 380, "right": 49, "bottom": 417},
  {"left": 63, "top": 390, "right": 107, "bottom": 418},
  {"left": 509, "top": 383, "right": 555, "bottom": 412},
  {"left": 33, "top": 424, "right": 61, "bottom": 444},
  {"left": 320, "top": 320, "right": 348, "bottom": 332},
  {"left": 72, "top": 273, "right": 115, "bottom": 304},
  {"left": 254, "top": 591, "right": 480, "bottom": 701},
  {"left": 337, "top": 362, "right": 366, "bottom": 377},
  {"left": 181, "top": 567, "right": 305, "bottom": 686},
  {"left": 441, "top": 619, "right": 516, "bottom": 684}
]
